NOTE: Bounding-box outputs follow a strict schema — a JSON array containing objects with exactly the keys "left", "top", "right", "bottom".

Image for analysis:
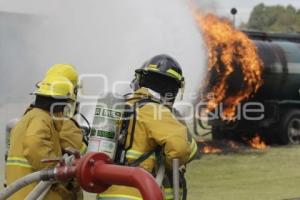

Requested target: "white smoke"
[
  {"left": 193, "top": 0, "right": 218, "bottom": 13},
  {"left": 0, "top": 0, "right": 207, "bottom": 183}
]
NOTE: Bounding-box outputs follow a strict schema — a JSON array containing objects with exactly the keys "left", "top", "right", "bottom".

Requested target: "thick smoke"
[{"left": 0, "top": 0, "right": 206, "bottom": 183}]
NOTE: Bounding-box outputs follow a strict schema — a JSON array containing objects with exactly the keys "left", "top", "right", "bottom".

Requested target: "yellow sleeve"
[
  {"left": 23, "top": 117, "right": 60, "bottom": 170},
  {"left": 140, "top": 103, "right": 191, "bottom": 167},
  {"left": 172, "top": 108, "right": 198, "bottom": 162},
  {"left": 59, "top": 119, "right": 83, "bottom": 151}
]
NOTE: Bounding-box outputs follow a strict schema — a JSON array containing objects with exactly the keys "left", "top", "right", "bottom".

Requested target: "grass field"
[{"left": 186, "top": 145, "right": 300, "bottom": 200}]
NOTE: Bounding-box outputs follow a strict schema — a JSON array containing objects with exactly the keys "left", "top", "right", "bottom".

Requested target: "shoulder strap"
[
  {"left": 116, "top": 97, "right": 161, "bottom": 165},
  {"left": 70, "top": 118, "right": 80, "bottom": 128},
  {"left": 125, "top": 97, "right": 160, "bottom": 152}
]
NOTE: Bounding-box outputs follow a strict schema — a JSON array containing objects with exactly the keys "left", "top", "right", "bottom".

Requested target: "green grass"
[{"left": 186, "top": 145, "right": 300, "bottom": 200}]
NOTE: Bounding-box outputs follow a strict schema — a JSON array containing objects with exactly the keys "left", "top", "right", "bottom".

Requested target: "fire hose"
[
  {"left": 0, "top": 152, "right": 163, "bottom": 200},
  {"left": 25, "top": 181, "right": 54, "bottom": 200},
  {"left": 0, "top": 170, "right": 53, "bottom": 200}
]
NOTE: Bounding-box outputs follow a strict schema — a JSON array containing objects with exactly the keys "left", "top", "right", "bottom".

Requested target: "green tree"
[{"left": 244, "top": 3, "right": 300, "bottom": 32}]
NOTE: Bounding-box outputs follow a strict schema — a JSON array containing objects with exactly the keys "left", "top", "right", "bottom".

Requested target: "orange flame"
[
  {"left": 194, "top": 12, "right": 263, "bottom": 120},
  {"left": 202, "top": 146, "right": 222, "bottom": 153},
  {"left": 249, "top": 134, "right": 268, "bottom": 149}
]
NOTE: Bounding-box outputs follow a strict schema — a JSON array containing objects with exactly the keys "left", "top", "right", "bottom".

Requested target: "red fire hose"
[{"left": 54, "top": 152, "right": 163, "bottom": 200}]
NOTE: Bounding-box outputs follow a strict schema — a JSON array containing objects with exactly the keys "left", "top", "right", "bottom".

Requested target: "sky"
[{"left": 213, "top": 0, "right": 300, "bottom": 25}]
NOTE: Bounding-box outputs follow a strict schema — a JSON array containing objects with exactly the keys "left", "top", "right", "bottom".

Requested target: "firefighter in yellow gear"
[
  {"left": 97, "top": 54, "right": 198, "bottom": 200},
  {"left": 44, "top": 64, "right": 87, "bottom": 155},
  {"left": 44, "top": 64, "right": 86, "bottom": 199},
  {"left": 6, "top": 75, "right": 78, "bottom": 200}
]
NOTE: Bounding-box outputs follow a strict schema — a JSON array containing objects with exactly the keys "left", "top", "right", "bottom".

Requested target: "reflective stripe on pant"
[
  {"left": 97, "top": 194, "right": 142, "bottom": 200},
  {"left": 164, "top": 188, "right": 183, "bottom": 200},
  {"left": 125, "top": 149, "right": 155, "bottom": 160},
  {"left": 6, "top": 156, "right": 33, "bottom": 168}
]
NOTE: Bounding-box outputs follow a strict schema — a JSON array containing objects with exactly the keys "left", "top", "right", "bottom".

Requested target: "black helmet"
[{"left": 135, "top": 54, "right": 184, "bottom": 88}]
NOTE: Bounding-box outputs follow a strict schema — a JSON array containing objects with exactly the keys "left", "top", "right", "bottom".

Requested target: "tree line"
[{"left": 242, "top": 3, "right": 300, "bottom": 32}]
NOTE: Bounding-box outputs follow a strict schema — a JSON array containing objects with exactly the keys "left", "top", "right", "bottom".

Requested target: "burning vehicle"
[{"left": 194, "top": 13, "right": 300, "bottom": 145}]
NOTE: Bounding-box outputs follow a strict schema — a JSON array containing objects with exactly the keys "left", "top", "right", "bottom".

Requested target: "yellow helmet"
[
  {"left": 46, "top": 64, "right": 78, "bottom": 86},
  {"left": 33, "top": 75, "right": 75, "bottom": 101}
]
